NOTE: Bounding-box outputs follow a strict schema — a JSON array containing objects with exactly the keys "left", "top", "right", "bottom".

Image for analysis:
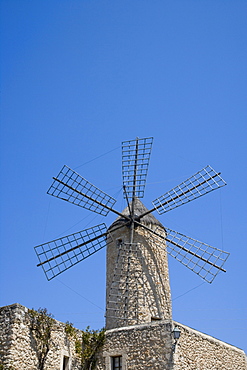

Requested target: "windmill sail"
[
  {"left": 150, "top": 226, "right": 230, "bottom": 283},
  {"left": 35, "top": 223, "right": 112, "bottom": 280},
  {"left": 122, "top": 137, "right": 153, "bottom": 199},
  {"left": 151, "top": 165, "right": 226, "bottom": 215},
  {"left": 47, "top": 165, "right": 117, "bottom": 216}
]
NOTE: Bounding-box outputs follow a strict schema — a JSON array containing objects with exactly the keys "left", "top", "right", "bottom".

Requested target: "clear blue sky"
[{"left": 1, "top": 0, "right": 246, "bottom": 354}]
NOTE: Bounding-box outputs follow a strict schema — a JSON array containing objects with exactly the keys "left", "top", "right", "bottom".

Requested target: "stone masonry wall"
[
  {"left": 0, "top": 303, "right": 81, "bottom": 370},
  {"left": 106, "top": 223, "right": 172, "bottom": 330},
  {"left": 1, "top": 304, "right": 246, "bottom": 370},
  {"left": 98, "top": 320, "right": 174, "bottom": 370},
  {"left": 172, "top": 321, "right": 247, "bottom": 370},
  {"left": 97, "top": 320, "right": 247, "bottom": 370}
]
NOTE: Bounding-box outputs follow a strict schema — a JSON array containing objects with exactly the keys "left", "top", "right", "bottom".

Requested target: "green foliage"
[
  {"left": 75, "top": 339, "right": 83, "bottom": 355},
  {"left": 64, "top": 323, "right": 105, "bottom": 370},
  {"left": 29, "top": 308, "right": 54, "bottom": 370},
  {"left": 80, "top": 326, "right": 105, "bottom": 370},
  {"left": 65, "top": 321, "right": 77, "bottom": 338}
]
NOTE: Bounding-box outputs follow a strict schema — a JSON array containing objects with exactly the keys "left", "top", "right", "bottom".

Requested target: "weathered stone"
[
  {"left": 0, "top": 303, "right": 81, "bottom": 370},
  {"left": 106, "top": 199, "right": 172, "bottom": 330}
]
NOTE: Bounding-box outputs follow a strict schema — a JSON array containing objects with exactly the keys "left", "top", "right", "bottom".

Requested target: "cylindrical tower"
[{"left": 105, "top": 198, "right": 172, "bottom": 330}]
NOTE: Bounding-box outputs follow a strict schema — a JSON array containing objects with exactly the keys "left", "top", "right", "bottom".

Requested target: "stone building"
[
  {"left": 1, "top": 200, "right": 247, "bottom": 369},
  {"left": 1, "top": 303, "right": 246, "bottom": 369},
  {"left": 99, "top": 320, "right": 247, "bottom": 370},
  {"left": 0, "top": 303, "right": 81, "bottom": 370}
]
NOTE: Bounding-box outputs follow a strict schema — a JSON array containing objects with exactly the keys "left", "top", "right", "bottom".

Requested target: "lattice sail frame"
[
  {"left": 35, "top": 223, "right": 112, "bottom": 280},
  {"left": 122, "top": 137, "right": 153, "bottom": 199},
  {"left": 152, "top": 165, "right": 226, "bottom": 215},
  {"left": 47, "top": 165, "right": 116, "bottom": 216},
  {"left": 150, "top": 227, "right": 230, "bottom": 283}
]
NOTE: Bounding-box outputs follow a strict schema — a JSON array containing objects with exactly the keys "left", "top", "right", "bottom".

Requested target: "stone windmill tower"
[
  {"left": 35, "top": 137, "right": 229, "bottom": 332},
  {"left": 106, "top": 199, "right": 172, "bottom": 329}
]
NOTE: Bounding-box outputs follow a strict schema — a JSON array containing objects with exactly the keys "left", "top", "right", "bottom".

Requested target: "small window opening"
[
  {"left": 117, "top": 239, "right": 123, "bottom": 246},
  {"left": 62, "top": 355, "right": 69, "bottom": 370},
  {"left": 151, "top": 316, "right": 162, "bottom": 322},
  {"left": 111, "top": 355, "right": 122, "bottom": 370}
]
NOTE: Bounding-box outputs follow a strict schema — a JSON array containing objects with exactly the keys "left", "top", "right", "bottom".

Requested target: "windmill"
[{"left": 35, "top": 137, "right": 229, "bottom": 329}]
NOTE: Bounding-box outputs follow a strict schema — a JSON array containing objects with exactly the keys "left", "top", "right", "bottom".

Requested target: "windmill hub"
[
  {"left": 109, "top": 198, "right": 164, "bottom": 230},
  {"left": 132, "top": 214, "right": 141, "bottom": 223}
]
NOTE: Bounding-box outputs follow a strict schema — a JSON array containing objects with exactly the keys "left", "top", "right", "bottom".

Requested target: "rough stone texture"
[
  {"left": 1, "top": 304, "right": 246, "bottom": 369},
  {"left": 173, "top": 321, "right": 247, "bottom": 370},
  {"left": 97, "top": 321, "right": 247, "bottom": 370},
  {"left": 98, "top": 320, "right": 174, "bottom": 370},
  {"left": 106, "top": 199, "right": 172, "bottom": 330},
  {"left": 0, "top": 303, "right": 81, "bottom": 370}
]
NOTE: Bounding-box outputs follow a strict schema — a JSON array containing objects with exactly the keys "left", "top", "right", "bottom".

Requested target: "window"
[
  {"left": 62, "top": 356, "right": 69, "bottom": 370},
  {"left": 111, "top": 356, "right": 122, "bottom": 370},
  {"left": 117, "top": 238, "right": 123, "bottom": 246}
]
